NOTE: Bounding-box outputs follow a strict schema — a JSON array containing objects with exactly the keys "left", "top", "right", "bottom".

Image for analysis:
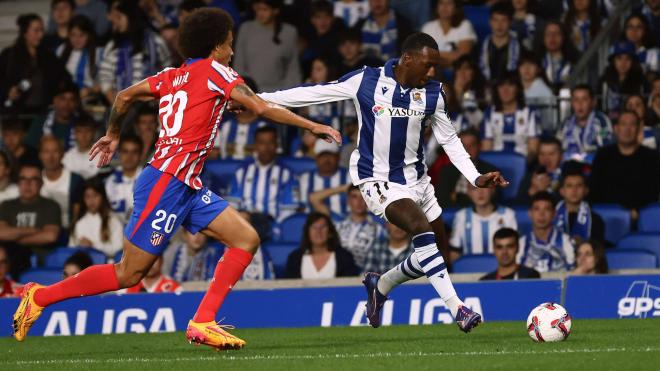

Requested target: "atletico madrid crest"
[{"left": 151, "top": 231, "right": 164, "bottom": 246}]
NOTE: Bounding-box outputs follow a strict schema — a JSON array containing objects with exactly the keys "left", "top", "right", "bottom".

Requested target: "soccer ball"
[{"left": 526, "top": 303, "right": 572, "bottom": 342}]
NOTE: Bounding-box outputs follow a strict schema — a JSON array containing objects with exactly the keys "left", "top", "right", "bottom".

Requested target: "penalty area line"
[{"left": 4, "top": 347, "right": 660, "bottom": 365}]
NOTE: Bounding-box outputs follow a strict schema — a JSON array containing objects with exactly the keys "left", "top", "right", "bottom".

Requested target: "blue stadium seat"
[
  {"left": 278, "top": 213, "right": 309, "bottom": 243},
  {"left": 639, "top": 203, "right": 660, "bottom": 232},
  {"left": 605, "top": 249, "right": 658, "bottom": 270},
  {"left": 478, "top": 152, "right": 526, "bottom": 200},
  {"left": 278, "top": 156, "right": 317, "bottom": 176},
  {"left": 264, "top": 242, "right": 299, "bottom": 278},
  {"left": 20, "top": 268, "right": 63, "bottom": 285},
  {"left": 463, "top": 5, "right": 490, "bottom": 43},
  {"left": 513, "top": 206, "right": 532, "bottom": 236},
  {"left": 452, "top": 254, "right": 497, "bottom": 273},
  {"left": 441, "top": 207, "right": 458, "bottom": 228},
  {"left": 45, "top": 247, "right": 107, "bottom": 268},
  {"left": 592, "top": 204, "right": 631, "bottom": 244},
  {"left": 616, "top": 233, "right": 660, "bottom": 260},
  {"left": 202, "top": 158, "right": 250, "bottom": 193}
]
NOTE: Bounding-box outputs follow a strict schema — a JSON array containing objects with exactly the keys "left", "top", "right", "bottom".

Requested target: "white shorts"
[{"left": 358, "top": 176, "right": 442, "bottom": 223}]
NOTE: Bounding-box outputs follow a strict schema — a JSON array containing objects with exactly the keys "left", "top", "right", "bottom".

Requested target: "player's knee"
[{"left": 235, "top": 228, "right": 260, "bottom": 254}]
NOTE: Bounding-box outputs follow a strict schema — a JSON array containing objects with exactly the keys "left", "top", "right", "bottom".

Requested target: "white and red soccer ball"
[{"left": 526, "top": 303, "right": 572, "bottom": 342}]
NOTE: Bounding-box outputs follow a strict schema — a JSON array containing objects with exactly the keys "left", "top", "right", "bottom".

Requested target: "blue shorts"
[{"left": 125, "top": 165, "right": 229, "bottom": 255}]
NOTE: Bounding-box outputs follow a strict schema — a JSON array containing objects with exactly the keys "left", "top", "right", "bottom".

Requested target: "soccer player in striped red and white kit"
[{"left": 12, "top": 8, "right": 340, "bottom": 350}]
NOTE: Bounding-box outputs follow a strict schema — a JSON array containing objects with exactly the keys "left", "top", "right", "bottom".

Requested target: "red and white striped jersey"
[{"left": 146, "top": 57, "right": 244, "bottom": 189}]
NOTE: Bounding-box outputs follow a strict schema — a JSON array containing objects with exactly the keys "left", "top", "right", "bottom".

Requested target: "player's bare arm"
[
  {"left": 89, "top": 79, "right": 155, "bottom": 168},
  {"left": 230, "top": 83, "right": 342, "bottom": 145}
]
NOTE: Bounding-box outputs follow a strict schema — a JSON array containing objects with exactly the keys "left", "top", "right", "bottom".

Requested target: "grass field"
[{"left": 2, "top": 319, "right": 659, "bottom": 370}]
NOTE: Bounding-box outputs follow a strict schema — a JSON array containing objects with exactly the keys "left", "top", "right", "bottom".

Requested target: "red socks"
[
  {"left": 193, "top": 248, "right": 253, "bottom": 323},
  {"left": 34, "top": 264, "right": 120, "bottom": 307}
]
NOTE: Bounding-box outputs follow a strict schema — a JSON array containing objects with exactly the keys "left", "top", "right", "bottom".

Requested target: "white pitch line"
[{"left": 3, "top": 347, "right": 660, "bottom": 366}]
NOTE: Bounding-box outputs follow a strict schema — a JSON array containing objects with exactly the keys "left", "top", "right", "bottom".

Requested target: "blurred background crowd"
[{"left": 0, "top": 0, "right": 659, "bottom": 297}]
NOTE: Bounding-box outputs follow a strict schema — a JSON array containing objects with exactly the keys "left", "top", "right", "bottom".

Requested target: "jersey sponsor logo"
[
  {"left": 157, "top": 136, "right": 182, "bottom": 147},
  {"left": 151, "top": 231, "right": 165, "bottom": 246},
  {"left": 372, "top": 105, "right": 425, "bottom": 118}
]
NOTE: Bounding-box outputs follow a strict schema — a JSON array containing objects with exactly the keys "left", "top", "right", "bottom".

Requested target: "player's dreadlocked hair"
[
  {"left": 401, "top": 32, "right": 439, "bottom": 55},
  {"left": 177, "top": 8, "right": 234, "bottom": 59}
]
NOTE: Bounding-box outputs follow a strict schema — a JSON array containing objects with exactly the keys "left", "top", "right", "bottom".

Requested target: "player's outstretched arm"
[
  {"left": 90, "top": 79, "right": 155, "bottom": 168},
  {"left": 230, "top": 83, "right": 342, "bottom": 145}
]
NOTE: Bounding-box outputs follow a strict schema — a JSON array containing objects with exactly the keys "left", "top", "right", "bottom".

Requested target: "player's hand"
[
  {"left": 311, "top": 124, "right": 342, "bottom": 146},
  {"left": 89, "top": 134, "right": 119, "bottom": 168},
  {"left": 475, "top": 172, "right": 509, "bottom": 188},
  {"left": 227, "top": 99, "right": 245, "bottom": 114}
]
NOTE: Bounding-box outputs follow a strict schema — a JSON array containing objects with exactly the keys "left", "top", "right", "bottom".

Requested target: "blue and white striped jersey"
[
  {"left": 517, "top": 228, "right": 575, "bottom": 273},
  {"left": 298, "top": 168, "right": 350, "bottom": 216},
  {"left": 482, "top": 106, "right": 540, "bottom": 156},
  {"left": 105, "top": 168, "right": 142, "bottom": 224},
  {"left": 258, "top": 59, "right": 481, "bottom": 187},
  {"left": 450, "top": 206, "right": 518, "bottom": 255},
  {"left": 215, "top": 116, "right": 268, "bottom": 160},
  {"left": 228, "top": 160, "right": 297, "bottom": 221}
]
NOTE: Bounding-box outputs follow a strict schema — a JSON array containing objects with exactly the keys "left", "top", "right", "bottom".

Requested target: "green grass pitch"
[{"left": 2, "top": 319, "right": 659, "bottom": 370}]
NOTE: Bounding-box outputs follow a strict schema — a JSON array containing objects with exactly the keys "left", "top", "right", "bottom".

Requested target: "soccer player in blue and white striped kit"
[{"left": 258, "top": 33, "right": 508, "bottom": 333}]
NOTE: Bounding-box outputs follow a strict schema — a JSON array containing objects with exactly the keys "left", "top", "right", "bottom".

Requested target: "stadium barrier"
[{"left": 1, "top": 273, "right": 657, "bottom": 337}]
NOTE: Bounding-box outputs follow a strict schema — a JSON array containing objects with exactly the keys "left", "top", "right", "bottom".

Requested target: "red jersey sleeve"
[
  {"left": 146, "top": 67, "right": 175, "bottom": 98},
  {"left": 207, "top": 60, "right": 245, "bottom": 98}
]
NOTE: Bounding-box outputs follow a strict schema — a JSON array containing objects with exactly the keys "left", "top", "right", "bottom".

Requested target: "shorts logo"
[
  {"left": 379, "top": 195, "right": 387, "bottom": 204},
  {"left": 151, "top": 231, "right": 164, "bottom": 246},
  {"left": 202, "top": 190, "right": 212, "bottom": 204}
]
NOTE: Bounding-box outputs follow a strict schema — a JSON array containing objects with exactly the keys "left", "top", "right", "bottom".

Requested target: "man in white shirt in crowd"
[
  {"left": 62, "top": 116, "right": 101, "bottom": 179},
  {"left": 105, "top": 135, "right": 143, "bottom": 224},
  {"left": 299, "top": 139, "right": 350, "bottom": 217},
  {"left": 39, "top": 135, "right": 84, "bottom": 228},
  {"left": 450, "top": 183, "right": 517, "bottom": 262},
  {"left": 0, "top": 152, "right": 18, "bottom": 203},
  {"left": 310, "top": 184, "right": 383, "bottom": 270}
]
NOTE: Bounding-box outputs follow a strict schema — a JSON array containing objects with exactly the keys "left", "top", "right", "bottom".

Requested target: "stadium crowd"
[{"left": 0, "top": 0, "right": 659, "bottom": 297}]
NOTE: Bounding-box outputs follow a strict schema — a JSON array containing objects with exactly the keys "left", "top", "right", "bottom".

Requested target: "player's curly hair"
[{"left": 177, "top": 8, "right": 234, "bottom": 59}]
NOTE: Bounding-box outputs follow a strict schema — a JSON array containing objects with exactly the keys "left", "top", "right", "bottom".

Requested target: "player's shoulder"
[{"left": 208, "top": 59, "right": 242, "bottom": 79}]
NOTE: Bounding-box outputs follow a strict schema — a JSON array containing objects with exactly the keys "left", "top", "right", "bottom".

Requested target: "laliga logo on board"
[{"left": 617, "top": 280, "right": 660, "bottom": 318}]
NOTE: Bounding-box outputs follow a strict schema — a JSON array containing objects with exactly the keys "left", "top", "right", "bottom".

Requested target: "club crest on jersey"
[
  {"left": 412, "top": 92, "right": 423, "bottom": 104},
  {"left": 379, "top": 194, "right": 387, "bottom": 204},
  {"left": 151, "top": 231, "right": 164, "bottom": 246},
  {"left": 372, "top": 105, "right": 425, "bottom": 118}
]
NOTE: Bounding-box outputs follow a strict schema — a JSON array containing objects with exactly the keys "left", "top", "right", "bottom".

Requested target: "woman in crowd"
[
  {"left": 538, "top": 20, "right": 578, "bottom": 93},
  {"left": 599, "top": 41, "right": 648, "bottom": 118},
  {"left": 621, "top": 14, "right": 659, "bottom": 76},
  {"left": 56, "top": 15, "right": 101, "bottom": 101},
  {"left": 625, "top": 94, "right": 657, "bottom": 149},
  {"left": 562, "top": 0, "right": 602, "bottom": 53},
  {"left": 518, "top": 52, "right": 554, "bottom": 102},
  {"left": 420, "top": 0, "right": 476, "bottom": 69},
  {"left": 572, "top": 240, "right": 608, "bottom": 275},
  {"left": 69, "top": 180, "right": 123, "bottom": 258},
  {"left": 285, "top": 213, "right": 359, "bottom": 279}
]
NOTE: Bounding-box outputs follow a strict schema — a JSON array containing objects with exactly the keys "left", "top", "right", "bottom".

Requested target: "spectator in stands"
[
  {"left": 482, "top": 72, "right": 540, "bottom": 159},
  {"left": 133, "top": 104, "right": 159, "bottom": 164},
  {"left": 73, "top": 0, "right": 109, "bottom": 38},
  {"left": 354, "top": 0, "right": 413, "bottom": 61},
  {"left": 45, "top": 0, "right": 75, "bottom": 52},
  {"left": 234, "top": 0, "right": 301, "bottom": 92},
  {"left": 538, "top": 20, "right": 577, "bottom": 93},
  {"left": 0, "top": 13, "right": 71, "bottom": 114},
  {"left": 300, "top": 1, "right": 345, "bottom": 75},
  {"left": 177, "top": 0, "right": 205, "bottom": 25},
  {"left": 0, "top": 163, "right": 61, "bottom": 278},
  {"left": 98, "top": 0, "right": 171, "bottom": 103},
  {"left": 293, "top": 130, "right": 318, "bottom": 158},
  {"left": 159, "top": 24, "right": 183, "bottom": 67},
  {"left": 480, "top": 228, "right": 540, "bottom": 280},
  {"left": 299, "top": 139, "right": 350, "bottom": 216},
  {"left": 622, "top": 14, "right": 659, "bottom": 76},
  {"left": 139, "top": 0, "right": 175, "bottom": 31},
  {"left": 571, "top": 239, "right": 608, "bottom": 275},
  {"left": 55, "top": 15, "right": 101, "bottom": 100},
  {"left": 420, "top": 0, "right": 477, "bottom": 69},
  {"left": 436, "top": 128, "right": 497, "bottom": 208},
  {"left": 163, "top": 231, "right": 222, "bottom": 282},
  {"left": 517, "top": 137, "right": 564, "bottom": 205},
  {"left": 0, "top": 152, "right": 19, "bottom": 204},
  {"left": 334, "top": 0, "right": 370, "bottom": 28},
  {"left": 449, "top": 183, "right": 517, "bottom": 262},
  {"left": 518, "top": 52, "right": 555, "bottom": 102},
  {"left": 363, "top": 222, "right": 410, "bottom": 274},
  {"left": 649, "top": 77, "right": 660, "bottom": 125},
  {"left": 62, "top": 117, "right": 99, "bottom": 179},
  {"left": 625, "top": 94, "right": 657, "bottom": 149},
  {"left": 517, "top": 192, "right": 575, "bottom": 273},
  {"left": 62, "top": 250, "right": 92, "bottom": 278},
  {"left": 590, "top": 110, "right": 660, "bottom": 213},
  {"left": 336, "top": 29, "right": 383, "bottom": 77},
  {"left": 125, "top": 256, "right": 181, "bottom": 293},
  {"left": 0, "top": 246, "right": 21, "bottom": 297},
  {"left": 2, "top": 118, "right": 40, "bottom": 168},
  {"left": 311, "top": 184, "right": 383, "bottom": 270},
  {"left": 228, "top": 126, "right": 297, "bottom": 222},
  {"left": 599, "top": 41, "right": 648, "bottom": 118},
  {"left": 511, "top": 0, "right": 537, "bottom": 51},
  {"left": 39, "top": 135, "right": 84, "bottom": 229},
  {"left": 285, "top": 212, "right": 359, "bottom": 279},
  {"left": 479, "top": 2, "right": 520, "bottom": 81},
  {"left": 562, "top": 0, "right": 602, "bottom": 53},
  {"left": 27, "top": 83, "right": 79, "bottom": 151},
  {"left": 105, "top": 135, "right": 142, "bottom": 224},
  {"left": 69, "top": 180, "right": 123, "bottom": 258},
  {"left": 447, "top": 56, "right": 486, "bottom": 132},
  {"left": 639, "top": 0, "right": 660, "bottom": 46},
  {"left": 555, "top": 171, "right": 605, "bottom": 244},
  {"left": 558, "top": 84, "right": 612, "bottom": 163}
]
